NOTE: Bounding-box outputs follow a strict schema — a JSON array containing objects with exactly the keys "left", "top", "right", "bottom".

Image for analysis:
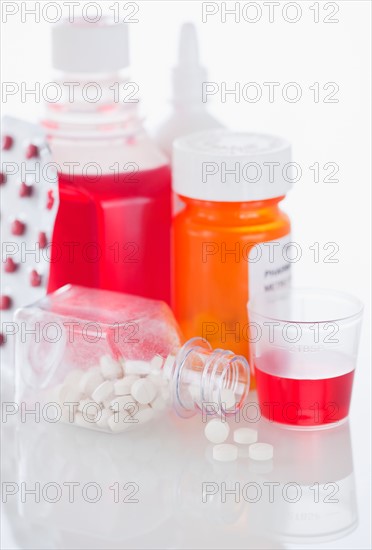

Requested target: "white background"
[{"left": 1, "top": 1, "right": 371, "bottom": 549}]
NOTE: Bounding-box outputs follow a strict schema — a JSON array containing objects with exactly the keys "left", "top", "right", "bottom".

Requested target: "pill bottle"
[
  {"left": 15, "top": 285, "right": 250, "bottom": 433},
  {"left": 172, "top": 130, "right": 292, "bottom": 382},
  {"left": 156, "top": 23, "right": 223, "bottom": 160},
  {"left": 44, "top": 19, "right": 171, "bottom": 303}
]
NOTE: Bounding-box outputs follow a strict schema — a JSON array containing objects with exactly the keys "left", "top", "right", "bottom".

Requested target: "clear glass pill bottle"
[
  {"left": 15, "top": 285, "right": 249, "bottom": 433},
  {"left": 172, "top": 130, "right": 292, "bottom": 384}
]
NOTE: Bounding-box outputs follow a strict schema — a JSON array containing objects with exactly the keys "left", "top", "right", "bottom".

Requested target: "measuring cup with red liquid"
[{"left": 248, "top": 289, "right": 363, "bottom": 428}]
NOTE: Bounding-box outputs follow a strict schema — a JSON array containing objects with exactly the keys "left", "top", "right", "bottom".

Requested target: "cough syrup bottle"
[
  {"left": 45, "top": 20, "right": 171, "bottom": 303},
  {"left": 172, "top": 130, "right": 292, "bottom": 382}
]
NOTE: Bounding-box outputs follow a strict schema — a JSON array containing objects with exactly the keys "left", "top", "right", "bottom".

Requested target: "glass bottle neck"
[{"left": 165, "top": 337, "right": 250, "bottom": 418}]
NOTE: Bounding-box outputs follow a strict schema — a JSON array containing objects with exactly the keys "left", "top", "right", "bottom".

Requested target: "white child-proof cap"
[
  {"left": 173, "top": 130, "right": 292, "bottom": 202},
  {"left": 52, "top": 19, "right": 129, "bottom": 74}
]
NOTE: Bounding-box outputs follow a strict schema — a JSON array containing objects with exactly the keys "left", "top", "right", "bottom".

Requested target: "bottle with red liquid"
[{"left": 44, "top": 20, "right": 171, "bottom": 303}]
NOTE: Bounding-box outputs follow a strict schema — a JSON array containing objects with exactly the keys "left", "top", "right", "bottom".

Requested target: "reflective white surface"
[{"left": 1, "top": 372, "right": 371, "bottom": 549}]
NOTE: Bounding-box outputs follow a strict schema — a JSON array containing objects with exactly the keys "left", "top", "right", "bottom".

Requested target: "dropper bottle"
[{"left": 156, "top": 22, "right": 223, "bottom": 159}]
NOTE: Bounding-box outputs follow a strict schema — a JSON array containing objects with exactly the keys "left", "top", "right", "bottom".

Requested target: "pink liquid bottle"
[{"left": 44, "top": 20, "right": 171, "bottom": 303}]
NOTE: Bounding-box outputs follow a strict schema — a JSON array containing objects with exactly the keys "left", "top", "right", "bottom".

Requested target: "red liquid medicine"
[
  {"left": 255, "top": 350, "right": 355, "bottom": 427},
  {"left": 47, "top": 166, "right": 171, "bottom": 302}
]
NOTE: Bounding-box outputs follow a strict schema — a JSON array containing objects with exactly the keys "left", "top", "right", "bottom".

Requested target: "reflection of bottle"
[
  {"left": 45, "top": 20, "right": 171, "bottom": 303},
  {"left": 15, "top": 285, "right": 250, "bottom": 433},
  {"left": 156, "top": 22, "right": 223, "bottom": 159},
  {"left": 255, "top": 420, "right": 357, "bottom": 544}
]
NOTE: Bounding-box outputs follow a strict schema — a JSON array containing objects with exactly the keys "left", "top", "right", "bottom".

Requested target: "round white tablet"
[
  {"left": 124, "top": 360, "right": 151, "bottom": 376},
  {"left": 212, "top": 443, "right": 238, "bottom": 462},
  {"left": 79, "top": 367, "right": 104, "bottom": 396},
  {"left": 214, "top": 388, "right": 236, "bottom": 410},
  {"left": 248, "top": 443, "right": 274, "bottom": 461},
  {"left": 91, "top": 380, "right": 114, "bottom": 403},
  {"left": 204, "top": 418, "right": 230, "bottom": 444},
  {"left": 114, "top": 375, "right": 139, "bottom": 396},
  {"left": 131, "top": 378, "right": 157, "bottom": 404},
  {"left": 233, "top": 428, "right": 258, "bottom": 445},
  {"left": 100, "top": 355, "right": 122, "bottom": 380}
]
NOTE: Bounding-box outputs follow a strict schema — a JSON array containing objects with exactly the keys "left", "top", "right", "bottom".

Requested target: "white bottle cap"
[
  {"left": 172, "top": 23, "right": 207, "bottom": 104},
  {"left": 173, "top": 129, "right": 292, "bottom": 202},
  {"left": 52, "top": 19, "right": 129, "bottom": 74}
]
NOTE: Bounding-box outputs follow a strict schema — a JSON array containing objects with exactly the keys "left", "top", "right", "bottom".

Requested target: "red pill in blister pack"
[
  {"left": 4, "top": 258, "right": 18, "bottom": 273},
  {"left": 30, "top": 269, "right": 42, "bottom": 287},
  {"left": 38, "top": 231, "right": 48, "bottom": 249},
  {"left": 25, "top": 143, "right": 39, "bottom": 159},
  {"left": 0, "top": 295, "right": 12, "bottom": 310},
  {"left": 11, "top": 219, "right": 26, "bottom": 236},
  {"left": 19, "top": 182, "right": 33, "bottom": 198},
  {"left": 2, "top": 135, "right": 13, "bottom": 150}
]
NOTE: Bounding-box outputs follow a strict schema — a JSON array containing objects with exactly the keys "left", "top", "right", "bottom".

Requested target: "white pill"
[
  {"left": 92, "top": 380, "right": 114, "bottom": 403},
  {"left": 108, "top": 413, "right": 131, "bottom": 433},
  {"left": 131, "top": 378, "right": 157, "bottom": 404},
  {"left": 114, "top": 375, "right": 139, "bottom": 395},
  {"left": 162, "top": 354, "right": 175, "bottom": 375},
  {"left": 96, "top": 409, "right": 113, "bottom": 430},
  {"left": 109, "top": 395, "right": 137, "bottom": 410},
  {"left": 77, "top": 398, "right": 100, "bottom": 413},
  {"left": 100, "top": 355, "right": 122, "bottom": 380},
  {"left": 150, "top": 355, "right": 163, "bottom": 372},
  {"left": 204, "top": 419, "right": 230, "bottom": 444},
  {"left": 249, "top": 443, "right": 274, "bottom": 461},
  {"left": 147, "top": 372, "right": 166, "bottom": 387},
  {"left": 78, "top": 400, "right": 102, "bottom": 420},
  {"left": 233, "top": 428, "right": 258, "bottom": 445},
  {"left": 212, "top": 444, "right": 238, "bottom": 462},
  {"left": 215, "top": 388, "right": 236, "bottom": 410},
  {"left": 124, "top": 360, "right": 151, "bottom": 376},
  {"left": 79, "top": 367, "right": 104, "bottom": 396}
]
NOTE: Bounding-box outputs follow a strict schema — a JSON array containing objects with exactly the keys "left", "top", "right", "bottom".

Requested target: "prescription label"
[{"left": 248, "top": 234, "right": 292, "bottom": 295}]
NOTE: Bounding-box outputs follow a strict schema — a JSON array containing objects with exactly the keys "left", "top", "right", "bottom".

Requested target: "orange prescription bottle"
[{"left": 172, "top": 131, "right": 292, "bottom": 383}]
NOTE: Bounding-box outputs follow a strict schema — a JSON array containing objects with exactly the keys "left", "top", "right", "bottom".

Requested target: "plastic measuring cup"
[{"left": 248, "top": 289, "right": 363, "bottom": 428}]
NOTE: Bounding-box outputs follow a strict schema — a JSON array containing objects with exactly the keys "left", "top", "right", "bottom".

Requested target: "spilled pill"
[
  {"left": 131, "top": 378, "right": 157, "bottom": 405},
  {"left": 114, "top": 375, "right": 139, "bottom": 396},
  {"left": 214, "top": 388, "right": 236, "bottom": 410},
  {"left": 91, "top": 380, "right": 114, "bottom": 403},
  {"left": 100, "top": 355, "right": 122, "bottom": 380},
  {"left": 125, "top": 359, "right": 151, "bottom": 376},
  {"left": 233, "top": 428, "right": 258, "bottom": 445},
  {"left": 79, "top": 367, "right": 104, "bottom": 396},
  {"left": 204, "top": 418, "right": 230, "bottom": 444},
  {"left": 249, "top": 443, "right": 274, "bottom": 461},
  {"left": 213, "top": 443, "right": 238, "bottom": 462}
]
